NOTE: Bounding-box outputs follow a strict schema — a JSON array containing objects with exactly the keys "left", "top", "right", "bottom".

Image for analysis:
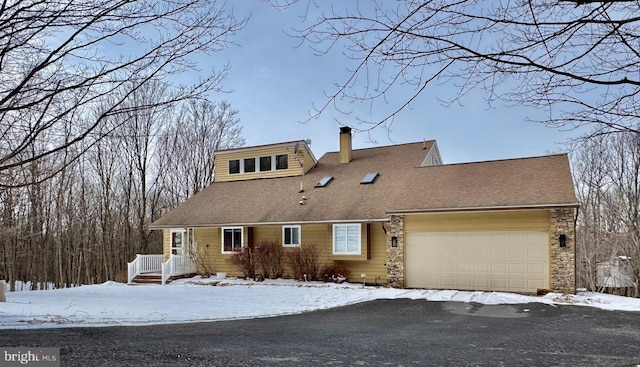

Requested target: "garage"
[{"left": 405, "top": 231, "right": 549, "bottom": 293}]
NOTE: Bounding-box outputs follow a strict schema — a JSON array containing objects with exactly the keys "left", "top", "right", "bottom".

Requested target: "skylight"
[
  {"left": 360, "top": 172, "right": 379, "bottom": 184},
  {"left": 315, "top": 176, "right": 333, "bottom": 188}
]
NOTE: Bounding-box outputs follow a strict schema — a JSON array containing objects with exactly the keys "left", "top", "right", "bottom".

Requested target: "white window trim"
[
  {"left": 243, "top": 157, "right": 256, "bottom": 173},
  {"left": 259, "top": 156, "right": 273, "bottom": 172},
  {"left": 187, "top": 228, "right": 195, "bottom": 255},
  {"left": 230, "top": 154, "right": 290, "bottom": 175},
  {"left": 170, "top": 228, "right": 185, "bottom": 256},
  {"left": 332, "top": 224, "right": 361, "bottom": 255},
  {"left": 221, "top": 227, "right": 244, "bottom": 254},
  {"left": 282, "top": 225, "right": 301, "bottom": 247},
  {"left": 228, "top": 159, "right": 241, "bottom": 174},
  {"left": 275, "top": 154, "right": 288, "bottom": 170}
]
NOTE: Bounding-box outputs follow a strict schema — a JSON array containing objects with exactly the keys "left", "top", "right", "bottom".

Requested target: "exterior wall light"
[
  {"left": 559, "top": 234, "right": 566, "bottom": 248},
  {"left": 391, "top": 236, "right": 398, "bottom": 248}
]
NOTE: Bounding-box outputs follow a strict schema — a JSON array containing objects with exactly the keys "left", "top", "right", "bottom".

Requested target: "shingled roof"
[{"left": 150, "top": 141, "right": 578, "bottom": 228}]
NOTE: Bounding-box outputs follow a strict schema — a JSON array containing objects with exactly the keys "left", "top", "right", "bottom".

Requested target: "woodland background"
[{"left": 1, "top": 1, "right": 640, "bottom": 296}]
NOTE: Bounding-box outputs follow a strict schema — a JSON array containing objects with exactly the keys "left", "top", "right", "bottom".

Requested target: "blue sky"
[{"left": 207, "top": 1, "right": 580, "bottom": 164}]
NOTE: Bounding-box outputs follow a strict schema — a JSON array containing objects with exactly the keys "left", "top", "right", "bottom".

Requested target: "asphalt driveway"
[{"left": 2, "top": 299, "right": 639, "bottom": 366}]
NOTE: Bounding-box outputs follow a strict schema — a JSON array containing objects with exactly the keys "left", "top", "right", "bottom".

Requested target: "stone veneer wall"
[
  {"left": 550, "top": 208, "right": 577, "bottom": 294},
  {"left": 386, "top": 215, "right": 405, "bottom": 288}
]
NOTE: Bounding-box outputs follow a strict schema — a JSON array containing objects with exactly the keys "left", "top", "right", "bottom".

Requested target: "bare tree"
[
  {"left": 272, "top": 1, "right": 640, "bottom": 137},
  {"left": 157, "top": 100, "right": 244, "bottom": 208},
  {"left": 0, "top": 0, "right": 246, "bottom": 186},
  {"left": 574, "top": 136, "right": 618, "bottom": 290},
  {"left": 574, "top": 133, "right": 640, "bottom": 296},
  {"left": 0, "top": 95, "right": 246, "bottom": 288}
]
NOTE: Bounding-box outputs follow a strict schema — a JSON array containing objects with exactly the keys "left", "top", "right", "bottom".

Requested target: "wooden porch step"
[{"left": 129, "top": 272, "right": 197, "bottom": 285}]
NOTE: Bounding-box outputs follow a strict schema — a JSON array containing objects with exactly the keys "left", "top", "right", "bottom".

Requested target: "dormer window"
[
  {"left": 228, "top": 154, "right": 292, "bottom": 176},
  {"left": 259, "top": 156, "right": 272, "bottom": 171},
  {"left": 276, "top": 154, "right": 288, "bottom": 170},
  {"left": 229, "top": 159, "right": 240, "bottom": 174},
  {"left": 244, "top": 158, "right": 256, "bottom": 173}
]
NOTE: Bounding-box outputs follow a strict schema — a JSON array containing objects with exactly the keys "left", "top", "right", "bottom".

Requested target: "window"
[
  {"left": 227, "top": 153, "right": 291, "bottom": 175},
  {"left": 228, "top": 159, "right": 240, "bottom": 174},
  {"left": 283, "top": 225, "right": 301, "bottom": 247},
  {"left": 170, "top": 229, "right": 185, "bottom": 255},
  {"left": 187, "top": 228, "right": 195, "bottom": 254},
  {"left": 222, "top": 227, "right": 243, "bottom": 253},
  {"left": 315, "top": 176, "right": 333, "bottom": 188},
  {"left": 244, "top": 158, "right": 256, "bottom": 173},
  {"left": 259, "top": 156, "right": 272, "bottom": 171},
  {"left": 333, "top": 224, "right": 361, "bottom": 254},
  {"left": 360, "top": 172, "right": 379, "bottom": 184},
  {"left": 276, "top": 154, "right": 288, "bottom": 170}
]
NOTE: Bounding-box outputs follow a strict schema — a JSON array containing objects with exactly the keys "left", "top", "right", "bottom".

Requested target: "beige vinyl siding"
[
  {"left": 298, "top": 144, "right": 316, "bottom": 173},
  {"left": 299, "top": 225, "right": 332, "bottom": 267},
  {"left": 214, "top": 145, "right": 315, "bottom": 182},
  {"left": 189, "top": 223, "right": 386, "bottom": 282},
  {"left": 293, "top": 223, "right": 383, "bottom": 282},
  {"left": 420, "top": 142, "right": 442, "bottom": 166},
  {"left": 404, "top": 210, "right": 551, "bottom": 233},
  {"left": 252, "top": 226, "right": 281, "bottom": 244},
  {"left": 335, "top": 222, "right": 387, "bottom": 284},
  {"left": 194, "top": 227, "right": 240, "bottom": 276},
  {"left": 290, "top": 224, "right": 332, "bottom": 275},
  {"left": 194, "top": 226, "right": 289, "bottom": 277}
]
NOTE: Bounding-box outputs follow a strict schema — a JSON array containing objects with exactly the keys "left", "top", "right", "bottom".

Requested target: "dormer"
[
  {"left": 214, "top": 140, "right": 318, "bottom": 182},
  {"left": 420, "top": 141, "right": 443, "bottom": 167}
]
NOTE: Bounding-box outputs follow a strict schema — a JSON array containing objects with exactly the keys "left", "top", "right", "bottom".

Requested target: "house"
[{"left": 130, "top": 127, "right": 578, "bottom": 293}]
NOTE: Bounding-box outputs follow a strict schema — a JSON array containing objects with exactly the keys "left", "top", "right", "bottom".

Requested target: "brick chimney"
[{"left": 339, "top": 126, "right": 352, "bottom": 163}]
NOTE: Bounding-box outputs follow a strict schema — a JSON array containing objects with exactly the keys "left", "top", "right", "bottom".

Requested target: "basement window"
[
  {"left": 360, "top": 172, "right": 379, "bottom": 184},
  {"left": 315, "top": 176, "right": 333, "bottom": 188}
]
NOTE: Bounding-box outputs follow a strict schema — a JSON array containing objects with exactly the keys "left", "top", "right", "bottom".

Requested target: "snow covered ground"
[{"left": 1, "top": 277, "right": 639, "bottom": 329}]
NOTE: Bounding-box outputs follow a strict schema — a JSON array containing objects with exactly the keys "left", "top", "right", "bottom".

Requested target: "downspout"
[{"left": 574, "top": 206, "right": 579, "bottom": 293}]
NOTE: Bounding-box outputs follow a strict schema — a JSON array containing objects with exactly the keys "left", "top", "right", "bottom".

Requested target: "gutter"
[
  {"left": 148, "top": 217, "right": 389, "bottom": 230},
  {"left": 150, "top": 203, "right": 582, "bottom": 229},
  {"left": 386, "top": 203, "right": 580, "bottom": 215}
]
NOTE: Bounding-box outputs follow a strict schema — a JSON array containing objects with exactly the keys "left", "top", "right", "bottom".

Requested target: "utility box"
[{"left": 597, "top": 256, "right": 634, "bottom": 288}]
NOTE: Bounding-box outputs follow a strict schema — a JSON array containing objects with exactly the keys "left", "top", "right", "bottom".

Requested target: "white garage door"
[{"left": 406, "top": 231, "right": 549, "bottom": 293}]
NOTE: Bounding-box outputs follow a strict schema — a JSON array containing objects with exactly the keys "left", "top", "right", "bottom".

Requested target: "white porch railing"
[
  {"left": 128, "top": 254, "right": 196, "bottom": 285},
  {"left": 161, "top": 255, "right": 196, "bottom": 285},
  {"left": 127, "top": 254, "right": 164, "bottom": 284}
]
